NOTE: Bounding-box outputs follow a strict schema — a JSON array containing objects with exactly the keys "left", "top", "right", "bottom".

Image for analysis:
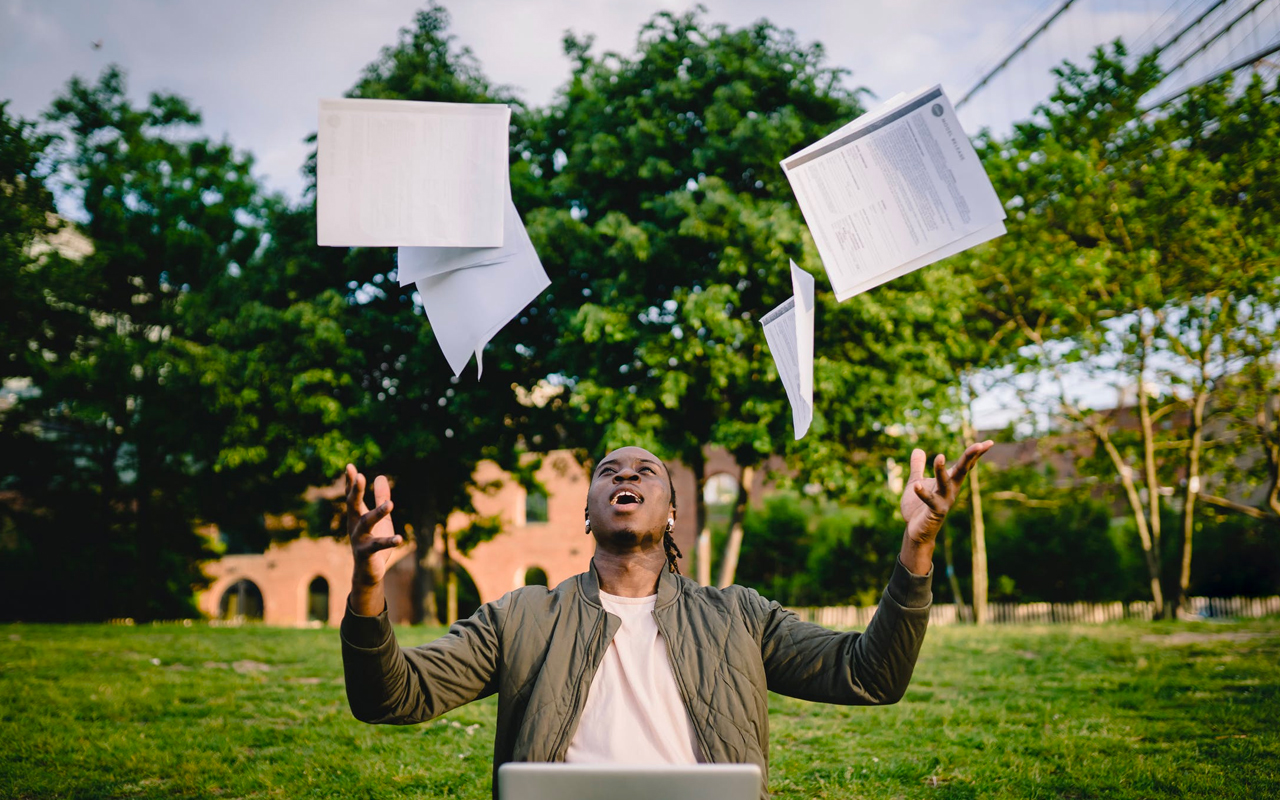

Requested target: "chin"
[{"left": 597, "top": 527, "right": 653, "bottom": 550}]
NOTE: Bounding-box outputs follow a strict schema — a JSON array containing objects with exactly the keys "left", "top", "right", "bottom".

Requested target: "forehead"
[{"left": 593, "top": 447, "right": 665, "bottom": 475}]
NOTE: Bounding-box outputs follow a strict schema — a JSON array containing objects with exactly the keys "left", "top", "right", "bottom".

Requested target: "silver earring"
[
  {"left": 665, "top": 518, "right": 674, "bottom": 534},
  {"left": 584, "top": 517, "right": 592, "bottom": 535}
]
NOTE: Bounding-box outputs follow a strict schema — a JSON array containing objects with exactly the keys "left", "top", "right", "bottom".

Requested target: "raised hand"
[
  {"left": 899, "top": 441, "right": 994, "bottom": 550},
  {"left": 345, "top": 463, "right": 403, "bottom": 591}
]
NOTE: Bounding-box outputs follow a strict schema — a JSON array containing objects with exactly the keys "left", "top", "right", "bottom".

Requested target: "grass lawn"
[{"left": 2, "top": 618, "right": 1277, "bottom": 799}]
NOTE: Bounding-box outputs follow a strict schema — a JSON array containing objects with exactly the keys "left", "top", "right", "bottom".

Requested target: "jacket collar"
[{"left": 580, "top": 557, "right": 682, "bottom": 610}]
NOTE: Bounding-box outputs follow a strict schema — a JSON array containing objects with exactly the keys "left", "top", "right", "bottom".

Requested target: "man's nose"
[{"left": 613, "top": 468, "right": 640, "bottom": 482}]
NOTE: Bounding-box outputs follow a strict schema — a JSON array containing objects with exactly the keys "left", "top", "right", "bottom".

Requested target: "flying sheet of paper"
[
  {"left": 781, "top": 85, "right": 1006, "bottom": 302},
  {"left": 787, "top": 90, "right": 912, "bottom": 161},
  {"left": 413, "top": 195, "right": 549, "bottom": 378},
  {"left": 316, "top": 98, "right": 510, "bottom": 248},
  {"left": 839, "top": 220, "right": 1006, "bottom": 298},
  {"left": 396, "top": 188, "right": 526, "bottom": 285},
  {"left": 761, "top": 261, "right": 816, "bottom": 440}
]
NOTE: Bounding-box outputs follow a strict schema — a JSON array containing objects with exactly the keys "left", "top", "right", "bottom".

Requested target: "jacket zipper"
[
  {"left": 551, "top": 611, "right": 606, "bottom": 760},
  {"left": 655, "top": 612, "right": 714, "bottom": 763}
]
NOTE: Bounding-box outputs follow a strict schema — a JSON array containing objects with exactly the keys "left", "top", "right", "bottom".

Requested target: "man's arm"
[
  {"left": 341, "top": 597, "right": 501, "bottom": 724},
  {"left": 743, "top": 558, "right": 931, "bottom": 705},
  {"left": 340, "top": 463, "right": 499, "bottom": 724},
  {"left": 749, "top": 442, "right": 992, "bottom": 705}
]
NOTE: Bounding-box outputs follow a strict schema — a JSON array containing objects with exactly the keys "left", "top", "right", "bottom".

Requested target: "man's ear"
[{"left": 669, "top": 505, "right": 677, "bottom": 524}]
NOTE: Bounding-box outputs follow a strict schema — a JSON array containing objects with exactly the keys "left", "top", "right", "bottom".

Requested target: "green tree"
[
  {"left": 0, "top": 66, "right": 370, "bottom": 620},
  {"left": 268, "top": 4, "right": 549, "bottom": 623},
  {"left": 0, "top": 102, "right": 64, "bottom": 384},
  {"left": 1, "top": 68, "right": 260, "bottom": 618},
  {"left": 525, "top": 9, "right": 880, "bottom": 581},
  {"left": 970, "top": 47, "right": 1280, "bottom": 616}
]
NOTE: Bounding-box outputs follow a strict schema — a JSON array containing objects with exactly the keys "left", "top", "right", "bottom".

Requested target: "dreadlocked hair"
[{"left": 663, "top": 472, "right": 683, "bottom": 574}]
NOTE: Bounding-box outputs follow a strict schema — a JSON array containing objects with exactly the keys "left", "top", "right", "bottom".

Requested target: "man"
[{"left": 340, "top": 441, "right": 991, "bottom": 797}]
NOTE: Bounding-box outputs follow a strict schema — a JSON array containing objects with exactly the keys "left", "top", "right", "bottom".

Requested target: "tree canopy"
[{"left": 2, "top": 8, "right": 1278, "bottom": 621}]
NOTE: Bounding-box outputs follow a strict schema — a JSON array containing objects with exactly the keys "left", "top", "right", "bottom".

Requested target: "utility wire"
[
  {"left": 958, "top": 0, "right": 1060, "bottom": 91},
  {"left": 957, "top": 0, "right": 1081, "bottom": 109},
  {"left": 1164, "top": 0, "right": 1272, "bottom": 76},
  {"left": 1153, "top": 0, "right": 1232, "bottom": 55},
  {"left": 1133, "top": 0, "right": 1204, "bottom": 54},
  {"left": 1141, "top": 35, "right": 1280, "bottom": 108}
]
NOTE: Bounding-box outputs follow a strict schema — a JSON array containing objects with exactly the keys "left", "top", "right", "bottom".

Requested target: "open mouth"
[{"left": 610, "top": 489, "right": 642, "bottom": 506}]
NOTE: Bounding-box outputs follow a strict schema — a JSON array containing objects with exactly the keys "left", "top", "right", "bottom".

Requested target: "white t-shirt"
[{"left": 564, "top": 591, "right": 701, "bottom": 764}]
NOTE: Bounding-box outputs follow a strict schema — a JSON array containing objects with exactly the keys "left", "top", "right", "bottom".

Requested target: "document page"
[
  {"left": 317, "top": 98, "right": 510, "bottom": 248},
  {"left": 413, "top": 194, "right": 549, "bottom": 378},
  {"left": 396, "top": 188, "right": 522, "bottom": 285},
  {"left": 782, "top": 86, "right": 1005, "bottom": 301},
  {"left": 761, "top": 261, "right": 816, "bottom": 439}
]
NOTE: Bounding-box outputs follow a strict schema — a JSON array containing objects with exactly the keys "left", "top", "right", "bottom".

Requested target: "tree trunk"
[
  {"left": 1095, "top": 425, "right": 1164, "bottom": 616},
  {"left": 688, "top": 449, "right": 708, "bottom": 582},
  {"left": 1136, "top": 359, "right": 1163, "bottom": 573},
  {"left": 410, "top": 502, "right": 440, "bottom": 626},
  {"left": 941, "top": 528, "right": 970, "bottom": 623},
  {"left": 969, "top": 459, "right": 989, "bottom": 625},
  {"left": 697, "top": 529, "right": 712, "bottom": 586},
  {"left": 444, "top": 529, "right": 458, "bottom": 625},
  {"left": 717, "top": 465, "right": 753, "bottom": 589},
  {"left": 962, "top": 414, "right": 988, "bottom": 625},
  {"left": 1261, "top": 400, "right": 1280, "bottom": 518},
  {"left": 1172, "top": 389, "right": 1208, "bottom": 619}
]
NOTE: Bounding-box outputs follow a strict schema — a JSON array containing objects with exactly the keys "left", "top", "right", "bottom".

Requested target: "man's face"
[{"left": 586, "top": 446, "right": 675, "bottom": 550}]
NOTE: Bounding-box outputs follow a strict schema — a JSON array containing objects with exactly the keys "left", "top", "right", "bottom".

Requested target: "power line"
[
  {"left": 1164, "top": 0, "right": 1272, "bottom": 76},
  {"left": 959, "top": 0, "right": 1060, "bottom": 91},
  {"left": 957, "top": 0, "right": 1081, "bottom": 109},
  {"left": 1234, "top": 0, "right": 1280, "bottom": 54},
  {"left": 1141, "top": 35, "right": 1280, "bottom": 109},
  {"left": 1133, "top": 0, "right": 1204, "bottom": 54},
  {"left": 1153, "top": 0, "right": 1231, "bottom": 55}
]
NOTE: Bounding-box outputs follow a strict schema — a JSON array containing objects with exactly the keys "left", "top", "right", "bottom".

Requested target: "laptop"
[{"left": 497, "top": 763, "right": 762, "bottom": 800}]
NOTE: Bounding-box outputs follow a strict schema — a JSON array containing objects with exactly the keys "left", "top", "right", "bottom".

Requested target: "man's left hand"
[{"left": 900, "top": 440, "right": 994, "bottom": 548}]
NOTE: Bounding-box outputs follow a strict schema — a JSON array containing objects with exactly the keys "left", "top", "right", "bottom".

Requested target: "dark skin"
[
  {"left": 585, "top": 446, "right": 680, "bottom": 597},
  {"left": 343, "top": 440, "right": 993, "bottom": 613}
]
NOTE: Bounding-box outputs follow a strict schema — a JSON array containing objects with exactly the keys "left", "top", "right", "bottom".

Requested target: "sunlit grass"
[{"left": 2, "top": 618, "right": 1277, "bottom": 798}]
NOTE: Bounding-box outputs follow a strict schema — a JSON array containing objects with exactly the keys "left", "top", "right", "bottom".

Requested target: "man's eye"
[{"left": 640, "top": 467, "right": 655, "bottom": 474}]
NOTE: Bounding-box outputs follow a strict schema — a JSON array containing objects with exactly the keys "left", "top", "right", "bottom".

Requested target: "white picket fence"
[{"left": 788, "top": 595, "right": 1280, "bottom": 627}]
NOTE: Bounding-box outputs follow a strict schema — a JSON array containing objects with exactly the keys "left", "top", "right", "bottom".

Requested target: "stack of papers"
[
  {"left": 781, "top": 85, "right": 1006, "bottom": 302},
  {"left": 317, "top": 98, "right": 549, "bottom": 378},
  {"left": 766, "top": 86, "right": 1006, "bottom": 437}
]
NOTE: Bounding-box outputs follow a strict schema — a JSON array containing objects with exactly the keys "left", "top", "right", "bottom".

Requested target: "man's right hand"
[{"left": 346, "top": 463, "right": 403, "bottom": 615}]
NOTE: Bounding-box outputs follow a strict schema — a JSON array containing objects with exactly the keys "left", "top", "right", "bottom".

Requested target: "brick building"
[{"left": 196, "top": 449, "right": 764, "bottom": 626}]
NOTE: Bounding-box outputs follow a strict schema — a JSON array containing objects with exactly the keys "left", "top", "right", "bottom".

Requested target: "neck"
[{"left": 592, "top": 548, "right": 666, "bottom": 597}]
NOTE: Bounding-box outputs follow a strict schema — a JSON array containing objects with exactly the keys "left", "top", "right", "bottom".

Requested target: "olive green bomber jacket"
[{"left": 340, "top": 559, "right": 932, "bottom": 798}]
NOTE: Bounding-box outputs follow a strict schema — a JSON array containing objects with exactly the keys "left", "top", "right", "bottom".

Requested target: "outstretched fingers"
[
  {"left": 913, "top": 480, "right": 948, "bottom": 513},
  {"left": 948, "top": 440, "right": 995, "bottom": 485},
  {"left": 363, "top": 528, "right": 403, "bottom": 554},
  {"left": 908, "top": 448, "right": 927, "bottom": 485},
  {"left": 373, "top": 474, "right": 391, "bottom": 509},
  {"left": 358, "top": 499, "right": 392, "bottom": 534},
  {"left": 345, "top": 464, "right": 368, "bottom": 516},
  {"left": 933, "top": 453, "right": 952, "bottom": 498}
]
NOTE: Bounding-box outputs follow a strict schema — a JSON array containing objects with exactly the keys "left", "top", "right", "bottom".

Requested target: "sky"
[
  {"left": 1, "top": 0, "right": 1211, "bottom": 428},
  {"left": 0, "top": 0, "right": 1174, "bottom": 202}
]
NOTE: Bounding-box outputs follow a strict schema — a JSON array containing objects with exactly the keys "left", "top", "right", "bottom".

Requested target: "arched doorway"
[
  {"left": 701, "top": 472, "right": 741, "bottom": 581},
  {"left": 523, "top": 566, "right": 549, "bottom": 587},
  {"left": 307, "top": 576, "right": 330, "bottom": 624},
  {"left": 218, "top": 579, "right": 264, "bottom": 621}
]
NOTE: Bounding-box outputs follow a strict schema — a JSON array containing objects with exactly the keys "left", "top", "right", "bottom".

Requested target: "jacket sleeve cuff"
[
  {"left": 340, "top": 595, "right": 394, "bottom": 650},
  {"left": 887, "top": 557, "right": 933, "bottom": 609}
]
